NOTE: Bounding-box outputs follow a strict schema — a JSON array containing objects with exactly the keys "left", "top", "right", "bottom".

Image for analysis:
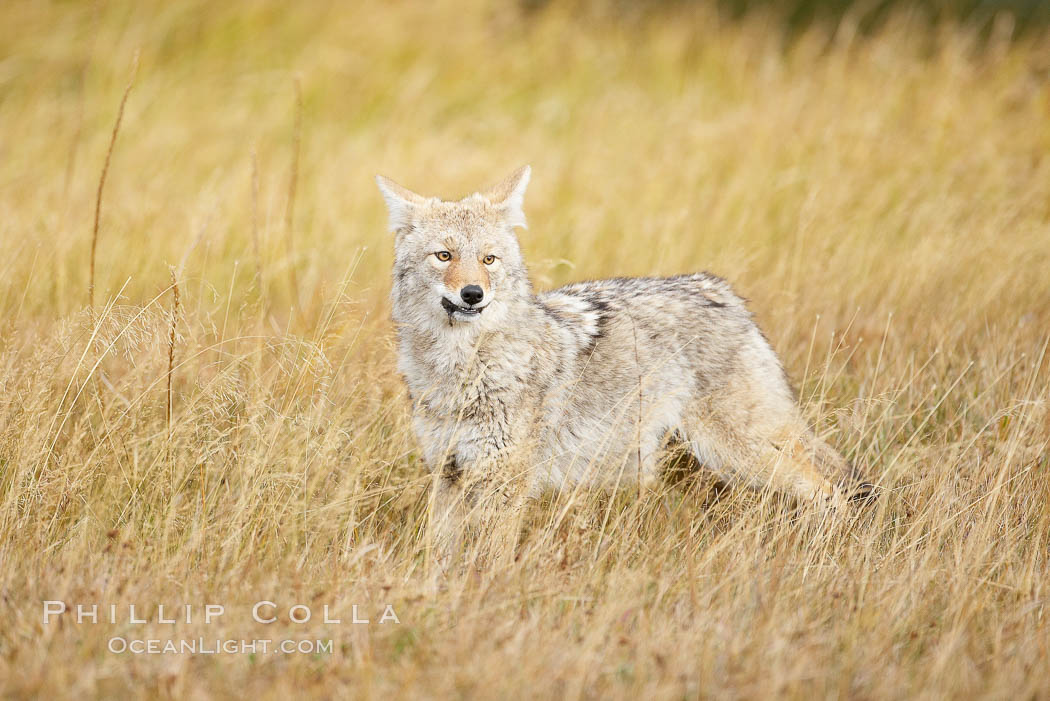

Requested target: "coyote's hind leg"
[{"left": 681, "top": 412, "right": 847, "bottom": 513}]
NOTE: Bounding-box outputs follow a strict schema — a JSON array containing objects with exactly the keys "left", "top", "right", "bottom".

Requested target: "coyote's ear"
[
  {"left": 482, "top": 165, "right": 531, "bottom": 230},
  {"left": 375, "top": 175, "right": 425, "bottom": 232}
]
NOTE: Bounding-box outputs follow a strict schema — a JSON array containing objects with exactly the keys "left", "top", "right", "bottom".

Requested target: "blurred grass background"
[
  {"left": 552, "top": 0, "right": 1050, "bottom": 35},
  {"left": 1, "top": 1, "right": 1049, "bottom": 698},
  {"left": 2, "top": 0, "right": 1048, "bottom": 329}
]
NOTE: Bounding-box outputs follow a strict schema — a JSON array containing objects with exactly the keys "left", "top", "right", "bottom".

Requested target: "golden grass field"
[{"left": 2, "top": 1, "right": 1049, "bottom": 698}]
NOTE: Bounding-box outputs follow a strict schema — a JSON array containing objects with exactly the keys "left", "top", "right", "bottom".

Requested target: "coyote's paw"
[
  {"left": 848, "top": 482, "right": 879, "bottom": 504},
  {"left": 816, "top": 487, "right": 848, "bottom": 516}
]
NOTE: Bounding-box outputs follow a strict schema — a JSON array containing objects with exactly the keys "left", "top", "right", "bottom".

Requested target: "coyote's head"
[{"left": 377, "top": 166, "right": 532, "bottom": 332}]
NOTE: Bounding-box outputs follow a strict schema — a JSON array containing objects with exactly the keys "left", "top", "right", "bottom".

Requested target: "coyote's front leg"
[
  {"left": 429, "top": 465, "right": 468, "bottom": 575},
  {"left": 428, "top": 444, "right": 528, "bottom": 574}
]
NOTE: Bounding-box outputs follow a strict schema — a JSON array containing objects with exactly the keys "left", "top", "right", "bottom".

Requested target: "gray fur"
[{"left": 378, "top": 166, "right": 863, "bottom": 566}]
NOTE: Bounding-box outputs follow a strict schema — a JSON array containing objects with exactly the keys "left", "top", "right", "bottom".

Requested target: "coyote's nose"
[{"left": 460, "top": 285, "right": 484, "bottom": 305}]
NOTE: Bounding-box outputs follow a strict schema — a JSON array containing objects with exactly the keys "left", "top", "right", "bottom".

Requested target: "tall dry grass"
[{"left": 0, "top": 1, "right": 1048, "bottom": 698}]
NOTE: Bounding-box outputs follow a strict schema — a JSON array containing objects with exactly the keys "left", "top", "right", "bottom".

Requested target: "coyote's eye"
[
  {"left": 482, "top": 254, "right": 496, "bottom": 266},
  {"left": 434, "top": 251, "right": 452, "bottom": 262}
]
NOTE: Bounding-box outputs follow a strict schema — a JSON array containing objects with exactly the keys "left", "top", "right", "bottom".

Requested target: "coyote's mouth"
[{"left": 441, "top": 297, "right": 485, "bottom": 320}]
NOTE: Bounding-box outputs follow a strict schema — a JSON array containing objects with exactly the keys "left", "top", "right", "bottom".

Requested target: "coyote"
[{"left": 377, "top": 166, "right": 869, "bottom": 565}]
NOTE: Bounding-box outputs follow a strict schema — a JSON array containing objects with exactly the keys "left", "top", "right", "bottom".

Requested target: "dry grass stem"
[
  {"left": 284, "top": 77, "right": 303, "bottom": 309},
  {"left": 88, "top": 49, "right": 139, "bottom": 312}
]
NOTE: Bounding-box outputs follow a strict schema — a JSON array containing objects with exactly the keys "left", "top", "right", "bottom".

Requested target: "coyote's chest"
[
  {"left": 400, "top": 328, "right": 549, "bottom": 475},
  {"left": 400, "top": 329, "right": 539, "bottom": 423}
]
